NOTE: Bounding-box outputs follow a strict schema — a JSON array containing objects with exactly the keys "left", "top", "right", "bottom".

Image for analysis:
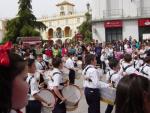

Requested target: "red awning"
[
  {"left": 23, "top": 41, "right": 42, "bottom": 45},
  {"left": 104, "top": 20, "right": 122, "bottom": 28},
  {"left": 138, "top": 19, "right": 150, "bottom": 27}
]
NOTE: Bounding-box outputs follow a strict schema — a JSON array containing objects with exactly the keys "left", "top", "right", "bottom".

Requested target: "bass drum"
[
  {"left": 38, "top": 89, "right": 56, "bottom": 112},
  {"left": 61, "top": 85, "right": 82, "bottom": 111}
]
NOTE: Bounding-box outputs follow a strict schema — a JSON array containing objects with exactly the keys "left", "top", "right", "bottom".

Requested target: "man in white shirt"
[{"left": 65, "top": 53, "right": 76, "bottom": 84}]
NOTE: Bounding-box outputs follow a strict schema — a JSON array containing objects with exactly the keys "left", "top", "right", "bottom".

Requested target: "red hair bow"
[{"left": 0, "top": 41, "right": 13, "bottom": 66}]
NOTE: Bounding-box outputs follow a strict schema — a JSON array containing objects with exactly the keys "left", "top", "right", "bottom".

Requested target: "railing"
[
  {"left": 138, "top": 7, "right": 150, "bottom": 16},
  {"left": 103, "top": 9, "right": 123, "bottom": 19}
]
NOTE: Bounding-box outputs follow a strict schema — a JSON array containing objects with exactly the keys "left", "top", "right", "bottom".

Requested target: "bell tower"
[{"left": 56, "top": 0, "right": 75, "bottom": 16}]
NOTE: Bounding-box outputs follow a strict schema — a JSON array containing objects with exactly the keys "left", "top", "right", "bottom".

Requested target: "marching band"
[{"left": 1, "top": 40, "right": 150, "bottom": 113}]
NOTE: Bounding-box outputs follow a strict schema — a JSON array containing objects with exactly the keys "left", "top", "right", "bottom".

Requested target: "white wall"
[
  {"left": 123, "top": 20, "right": 139, "bottom": 41},
  {"left": 92, "top": 22, "right": 105, "bottom": 42}
]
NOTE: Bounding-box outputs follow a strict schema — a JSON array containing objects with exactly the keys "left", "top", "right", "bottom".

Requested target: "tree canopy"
[
  {"left": 3, "top": 0, "right": 46, "bottom": 43},
  {"left": 78, "top": 12, "right": 92, "bottom": 43}
]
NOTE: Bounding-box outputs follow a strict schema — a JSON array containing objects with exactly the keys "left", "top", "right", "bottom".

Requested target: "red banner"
[
  {"left": 104, "top": 20, "right": 122, "bottom": 28},
  {"left": 138, "top": 19, "right": 150, "bottom": 27}
]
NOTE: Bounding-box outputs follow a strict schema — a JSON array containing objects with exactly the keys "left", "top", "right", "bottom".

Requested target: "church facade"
[{"left": 38, "top": 1, "right": 86, "bottom": 42}]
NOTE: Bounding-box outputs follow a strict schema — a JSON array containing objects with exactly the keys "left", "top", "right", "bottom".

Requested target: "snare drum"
[
  {"left": 61, "top": 85, "right": 82, "bottom": 111},
  {"left": 38, "top": 89, "right": 56, "bottom": 108}
]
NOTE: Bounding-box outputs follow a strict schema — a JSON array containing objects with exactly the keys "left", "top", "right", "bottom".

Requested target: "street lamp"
[{"left": 87, "top": 3, "right": 90, "bottom": 13}]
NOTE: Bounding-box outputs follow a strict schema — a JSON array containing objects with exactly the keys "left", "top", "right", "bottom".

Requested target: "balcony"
[
  {"left": 138, "top": 7, "right": 150, "bottom": 17},
  {"left": 103, "top": 9, "right": 123, "bottom": 19}
]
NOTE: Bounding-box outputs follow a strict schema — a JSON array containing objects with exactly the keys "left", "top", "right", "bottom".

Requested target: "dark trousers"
[
  {"left": 52, "top": 98, "right": 66, "bottom": 113},
  {"left": 105, "top": 104, "right": 114, "bottom": 113},
  {"left": 26, "top": 100, "right": 42, "bottom": 113},
  {"left": 69, "top": 69, "right": 75, "bottom": 84},
  {"left": 84, "top": 87, "right": 100, "bottom": 113},
  {"left": 96, "top": 55, "right": 101, "bottom": 65},
  {"left": 102, "top": 61, "right": 106, "bottom": 74}
]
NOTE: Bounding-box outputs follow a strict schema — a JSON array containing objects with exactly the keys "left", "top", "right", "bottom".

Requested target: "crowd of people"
[{"left": 0, "top": 37, "right": 150, "bottom": 113}]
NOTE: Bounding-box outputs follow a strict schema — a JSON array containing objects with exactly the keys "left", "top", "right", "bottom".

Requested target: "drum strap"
[
  {"left": 50, "top": 72, "right": 61, "bottom": 82},
  {"left": 51, "top": 72, "right": 66, "bottom": 86},
  {"left": 122, "top": 64, "right": 132, "bottom": 72},
  {"left": 141, "top": 65, "right": 150, "bottom": 76},
  {"left": 84, "top": 66, "right": 92, "bottom": 82},
  {"left": 28, "top": 76, "right": 34, "bottom": 94},
  {"left": 109, "top": 71, "right": 117, "bottom": 83}
]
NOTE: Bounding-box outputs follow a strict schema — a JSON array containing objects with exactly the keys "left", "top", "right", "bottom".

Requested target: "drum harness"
[
  {"left": 140, "top": 64, "right": 150, "bottom": 76},
  {"left": 122, "top": 64, "right": 133, "bottom": 72},
  {"left": 108, "top": 71, "right": 117, "bottom": 88},
  {"left": 84, "top": 66, "right": 93, "bottom": 82},
  {"left": 28, "top": 76, "right": 34, "bottom": 94},
  {"left": 50, "top": 71, "right": 66, "bottom": 86}
]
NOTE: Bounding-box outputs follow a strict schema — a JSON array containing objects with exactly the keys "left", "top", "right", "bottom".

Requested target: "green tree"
[
  {"left": 3, "top": 0, "right": 46, "bottom": 43},
  {"left": 78, "top": 12, "right": 92, "bottom": 44}
]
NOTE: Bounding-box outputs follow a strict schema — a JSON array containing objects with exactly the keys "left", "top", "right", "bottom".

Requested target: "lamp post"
[{"left": 87, "top": 3, "right": 90, "bottom": 13}]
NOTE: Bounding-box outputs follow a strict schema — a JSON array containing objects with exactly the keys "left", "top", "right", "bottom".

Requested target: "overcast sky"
[{"left": 0, "top": 0, "right": 91, "bottom": 19}]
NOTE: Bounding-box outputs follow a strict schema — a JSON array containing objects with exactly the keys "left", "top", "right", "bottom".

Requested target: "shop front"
[
  {"left": 138, "top": 18, "right": 150, "bottom": 41},
  {"left": 104, "top": 20, "right": 123, "bottom": 42}
]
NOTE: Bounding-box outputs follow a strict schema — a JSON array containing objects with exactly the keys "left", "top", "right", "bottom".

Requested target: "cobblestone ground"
[{"left": 22, "top": 75, "right": 115, "bottom": 113}]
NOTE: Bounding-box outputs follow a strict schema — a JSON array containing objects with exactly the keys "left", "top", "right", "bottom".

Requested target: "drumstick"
[{"left": 59, "top": 92, "right": 76, "bottom": 104}]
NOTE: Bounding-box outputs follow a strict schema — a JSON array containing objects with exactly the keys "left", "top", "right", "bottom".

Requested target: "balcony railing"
[
  {"left": 138, "top": 7, "right": 150, "bottom": 16},
  {"left": 103, "top": 9, "right": 123, "bottom": 19}
]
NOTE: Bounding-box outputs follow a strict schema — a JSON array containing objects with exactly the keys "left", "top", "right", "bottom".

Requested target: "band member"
[
  {"left": 35, "top": 54, "right": 47, "bottom": 88},
  {"left": 50, "top": 57, "right": 67, "bottom": 113},
  {"left": 83, "top": 54, "right": 109, "bottom": 113},
  {"left": 140, "top": 56, "right": 150, "bottom": 79},
  {"left": 65, "top": 53, "right": 76, "bottom": 84},
  {"left": 0, "top": 42, "right": 28, "bottom": 113},
  {"left": 105, "top": 58, "right": 122, "bottom": 113},
  {"left": 120, "top": 54, "right": 140, "bottom": 75},
  {"left": 132, "top": 52, "right": 143, "bottom": 71},
  {"left": 26, "top": 59, "right": 50, "bottom": 113}
]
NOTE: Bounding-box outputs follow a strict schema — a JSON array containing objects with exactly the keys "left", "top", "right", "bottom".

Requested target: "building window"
[
  {"left": 60, "top": 12, "right": 65, "bottom": 16},
  {"left": 60, "top": 6, "right": 64, "bottom": 11},
  {"left": 77, "top": 18, "right": 80, "bottom": 23}
]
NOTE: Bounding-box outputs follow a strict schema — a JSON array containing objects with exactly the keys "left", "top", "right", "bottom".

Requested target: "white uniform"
[
  {"left": 139, "top": 49, "right": 146, "bottom": 59},
  {"left": 26, "top": 73, "right": 40, "bottom": 100},
  {"left": 106, "top": 69, "right": 122, "bottom": 87},
  {"left": 140, "top": 64, "right": 150, "bottom": 79},
  {"left": 133, "top": 59, "right": 143, "bottom": 71},
  {"left": 82, "top": 65, "right": 109, "bottom": 89},
  {"left": 65, "top": 58, "right": 74, "bottom": 69},
  {"left": 48, "top": 68, "right": 64, "bottom": 90},
  {"left": 120, "top": 62, "right": 140, "bottom": 75},
  {"left": 35, "top": 60, "right": 47, "bottom": 71}
]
